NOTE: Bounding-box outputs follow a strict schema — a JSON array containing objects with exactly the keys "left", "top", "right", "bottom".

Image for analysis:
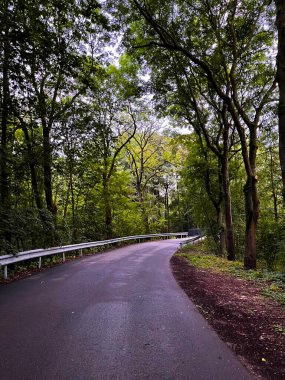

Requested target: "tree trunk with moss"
[
  {"left": 275, "top": 0, "right": 285, "bottom": 200},
  {"left": 0, "top": 1, "right": 11, "bottom": 246}
]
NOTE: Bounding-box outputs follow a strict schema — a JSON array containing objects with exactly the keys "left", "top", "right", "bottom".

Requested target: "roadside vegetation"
[
  {"left": 172, "top": 241, "right": 285, "bottom": 379},
  {"left": 179, "top": 240, "right": 285, "bottom": 306}
]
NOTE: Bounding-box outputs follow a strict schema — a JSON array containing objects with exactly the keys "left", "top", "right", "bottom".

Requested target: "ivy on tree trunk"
[{"left": 275, "top": 0, "right": 285, "bottom": 200}]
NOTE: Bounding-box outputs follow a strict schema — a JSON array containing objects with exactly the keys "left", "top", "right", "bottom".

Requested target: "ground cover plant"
[{"left": 171, "top": 241, "right": 285, "bottom": 379}]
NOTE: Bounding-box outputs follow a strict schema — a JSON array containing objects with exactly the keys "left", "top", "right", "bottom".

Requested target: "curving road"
[{"left": 0, "top": 239, "right": 252, "bottom": 380}]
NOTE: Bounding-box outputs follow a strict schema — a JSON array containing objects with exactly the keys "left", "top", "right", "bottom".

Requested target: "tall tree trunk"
[
  {"left": 164, "top": 183, "right": 170, "bottom": 233},
  {"left": 137, "top": 184, "right": 150, "bottom": 233},
  {"left": 197, "top": 136, "right": 225, "bottom": 256},
  {"left": 63, "top": 180, "right": 70, "bottom": 219},
  {"left": 141, "top": 204, "right": 150, "bottom": 234},
  {"left": 221, "top": 156, "right": 236, "bottom": 260},
  {"left": 243, "top": 175, "right": 259, "bottom": 269},
  {"left": 41, "top": 123, "right": 57, "bottom": 246},
  {"left": 216, "top": 206, "right": 226, "bottom": 257},
  {"left": 22, "top": 125, "right": 43, "bottom": 213},
  {"left": 275, "top": 0, "right": 285, "bottom": 200},
  {"left": 70, "top": 169, "right": 76, "bottom": 242},
  {"left": 23, "top": 125, "right": 54, "bottom": 248},
  {"left": 269, "top": 146, "right": 278, "bottom": 220},
  {"left": 103, "top": 177, "right": 112, "bottom": 238},
  {"left": 0, "top": 3, "right": 11, "bottom": 244},
  {"left": 42, "top": 125, "right": 55, "bottom": 214}
]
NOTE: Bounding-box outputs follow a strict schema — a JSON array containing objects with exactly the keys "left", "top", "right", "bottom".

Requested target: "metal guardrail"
[
  {"left": 179, "top": 235, "right": 203, "bottom": 249},
  {"left": 0, "top": 232, "right": 189, "bottom": 280}
]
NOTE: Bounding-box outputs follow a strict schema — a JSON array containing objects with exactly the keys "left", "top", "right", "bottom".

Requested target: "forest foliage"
[{"left": 0, "top": 0, "right": 284, "bottom": 272}]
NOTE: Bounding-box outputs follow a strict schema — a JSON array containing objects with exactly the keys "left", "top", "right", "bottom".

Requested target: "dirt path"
[{"left": 171, "top": 255, "right": 285, "bottom": 380}]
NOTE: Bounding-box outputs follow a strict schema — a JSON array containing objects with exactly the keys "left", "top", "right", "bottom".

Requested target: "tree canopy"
[{"left": 0, "top": 0, "right": 284, "bottom": 272}]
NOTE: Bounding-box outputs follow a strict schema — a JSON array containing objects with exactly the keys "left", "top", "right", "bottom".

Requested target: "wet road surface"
[{"left": 0, "top": 239, "right": 253, "bottom": 379}]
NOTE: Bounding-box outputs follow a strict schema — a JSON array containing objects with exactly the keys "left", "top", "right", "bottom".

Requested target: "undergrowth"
[{"left": 178, "top": 241, "right": 285, "bottom": 306}]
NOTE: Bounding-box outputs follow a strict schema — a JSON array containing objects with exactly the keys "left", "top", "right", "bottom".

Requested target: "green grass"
[
  {"left": 272, "top": 325, "right": 285, "bottom": 335},
  {"left": 178, "top": 241, "right": 285, "bottom": 306},
  {"left": 261, "top": 286, "right": 285, "bottom": 305}
]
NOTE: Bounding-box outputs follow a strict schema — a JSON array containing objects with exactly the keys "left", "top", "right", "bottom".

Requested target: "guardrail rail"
[
  {"left": 179, "top": 235, "right": 203, "bottom": 249},
  {"left": 0, "top": 232, "right": 190, "bottom": 280}
]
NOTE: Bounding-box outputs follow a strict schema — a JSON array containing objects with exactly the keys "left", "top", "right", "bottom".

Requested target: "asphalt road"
[{"left": 0, "top": 239, "right": 253, "bottom": 380}]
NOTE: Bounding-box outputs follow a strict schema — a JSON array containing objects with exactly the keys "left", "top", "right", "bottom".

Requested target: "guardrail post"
[
  {"left": 38, "top": 257, "right": 42, "bottom": 269},
  {"left": 3, "top": 265, "right": 8, "bottom": 280},
  {"left": 179, "top": 243, "right": 182, "bottom": 249},
  {"left": 79, "top": 249, "right": 83, "bottom": 257},
  {"left": 62, "top": 253, "right": 65, "bottom": 262}
]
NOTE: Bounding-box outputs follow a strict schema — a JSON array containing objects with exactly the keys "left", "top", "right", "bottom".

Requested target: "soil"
[{"left": 170, "top": 255, "right": 285, "bottom": 380}]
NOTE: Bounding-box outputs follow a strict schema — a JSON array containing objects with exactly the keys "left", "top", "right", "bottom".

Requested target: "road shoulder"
[{"left": 171, "top": 253, "right": 285, "bottom": 380}]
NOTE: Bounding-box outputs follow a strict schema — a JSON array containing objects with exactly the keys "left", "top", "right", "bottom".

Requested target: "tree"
[
  {"left": 181, "top": 133, "right": 227, "bottom": 253},
  {"left": 152, "top": 54, "right": 237, "bottom": 258},
  {"left": 18, "top": 1, "right": 102, "bottom": 215},
  {"left": 125, "top": 115, "right": 167, "bottom": 232},
  {"left": 0, "top": 0, "right": 110, "bottom": 248},
  {"left": 83, "top": 78, "right": 138, "bottom": 237},
  {"left": 0, "top": 0, "right": 14, "bottom": 247},
  {"left": 117, "top": 0, "right": 276, "bottom": 268},
  {"left": 275, "top": 0, "right": 285, "bottom": 200}
]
